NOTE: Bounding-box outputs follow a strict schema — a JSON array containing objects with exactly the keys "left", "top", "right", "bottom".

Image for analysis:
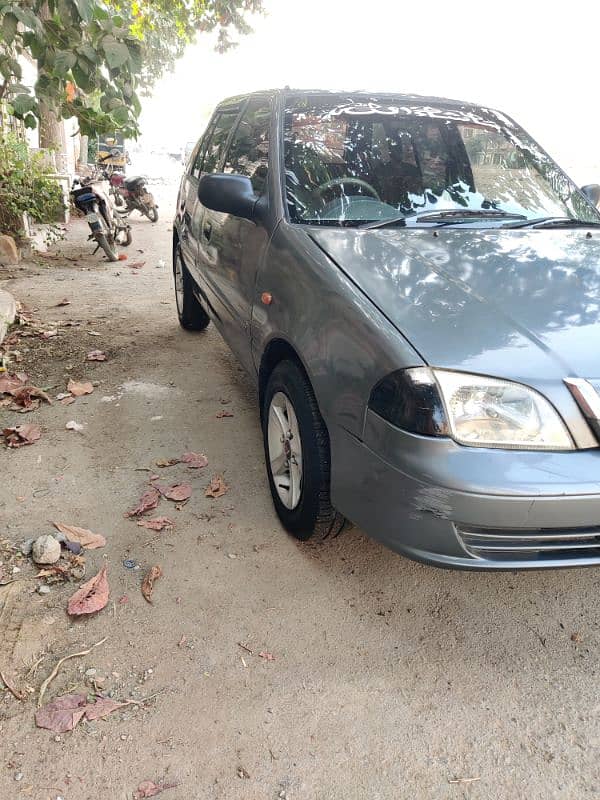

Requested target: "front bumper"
[{"left": 330, "top": 411, "right": 600, "bottom": 570}]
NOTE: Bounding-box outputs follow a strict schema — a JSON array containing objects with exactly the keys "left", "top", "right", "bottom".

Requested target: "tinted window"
[
  {"left": 223, "top": 98, "right": 271, "bottom": 194},
  {"left": 201, "top": 108, "right": 241, "bottom": 175}
]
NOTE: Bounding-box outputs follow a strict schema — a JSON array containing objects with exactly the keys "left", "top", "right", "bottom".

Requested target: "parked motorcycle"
[
  {"left": 71, "top": 177, "right": 132, "bottom": 261},
  {"left": 107, "top": 172, "right": 159, "bottom": 222}
]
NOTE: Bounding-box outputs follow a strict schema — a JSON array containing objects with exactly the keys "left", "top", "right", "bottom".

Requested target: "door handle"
[{"left": 203, "top": 221, "right": 212, "bottom": 241}]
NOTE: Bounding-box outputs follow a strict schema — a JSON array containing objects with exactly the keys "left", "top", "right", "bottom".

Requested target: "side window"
[
  {"left": 222, "top": 98, "right": 271, "bottom": 194},
  {"left": 201, "top": 108, "right": 241, "bottom": 175}
]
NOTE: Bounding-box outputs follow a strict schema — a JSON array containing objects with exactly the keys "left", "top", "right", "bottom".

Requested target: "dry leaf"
[
  {"left": 56, "top": 297, "right": 70, "bottom": 306},
  {"left": 67, "top": 565, "right": 109, "bottom": 616},
  {"left": 61, "top": 396, "right": 76, "bottom": 405},
  {"left": 3, "top": 424, "right": 41, "bottom": 448},
  {"left": 127, "top": 487, "right": 160, "bottom": 517},
  {"left": 84, "top": 697, "right": 127, "bottom": 721},
  {"left": 40, "top": 329, "right": 58, "bottom": 339},
  {"left": 134, "top": 780, "right": 179, "bottom": 799},
  {"left": 128, "top": 260, "right": 146, "bottom": 269},
  {"left": 154, "top": 483, "right": 191, "bottom": 502},
  {"left": 216, "top": 410, "right": 234, "bottom": 418},
  {"left": 53, "top": 522, "right": 106, "bottom": 549},
  {"left": 86, "top": 350, "right": 107, "bottom": 361},
  {"left": 137, "top": 517, "right": 174, "bottom": 532},
  {"left": 35, "top": 693, "right": 87, "bottom": 733},
  {"left": 11, "top": 385, "right": 52, "bottom": 410},
  {"left": 67, "top": 379, "right": 93, "bottom": 396},
  {"left": 141, "top": 565, "right": 162, "bottom": 604},
  {"left": 258, "top": 651, "right": 275, "bottom": 661},
  {"left": 205, "top": 475, "right": 228, "bottom": 498},
  {"left": 0, "top": 373, "right": 28, "bottom": 395},
  {"left": 181, "top": 451, "right": 208, "bottom": 469},
  {"left": 155, "top": 458, "right": 179, "bottom": 468}
]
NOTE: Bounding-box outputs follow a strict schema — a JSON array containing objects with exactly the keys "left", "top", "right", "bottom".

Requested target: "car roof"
[{"left": 215, "top": 88, "right": 500, "bottom": 118}]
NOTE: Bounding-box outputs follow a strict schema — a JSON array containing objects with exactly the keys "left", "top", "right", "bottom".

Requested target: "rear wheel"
[
  {"left": 263, "top": 359, "right": 345, "bottom": 541},
  {"left": 174, "top": 246, "right": 210, "bottom": 331},
  {"left": 96, "top": 232, "right": 118, "bottom": 261}
]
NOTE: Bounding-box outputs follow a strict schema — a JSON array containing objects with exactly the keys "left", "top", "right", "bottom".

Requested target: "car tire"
[
  {"left": 174, "top": 246, "right": 210, "bottom": 331},
  {"left": 263, "top": 359, "right": 345, "bottom": 541}
]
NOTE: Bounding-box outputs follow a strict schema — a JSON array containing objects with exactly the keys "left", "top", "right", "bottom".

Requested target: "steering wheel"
[{"left": 317, "top": 177, "right": 380, "bottom": 200}]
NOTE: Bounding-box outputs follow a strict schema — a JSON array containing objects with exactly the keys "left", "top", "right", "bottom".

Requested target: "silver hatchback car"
[{"left": 174, "top": 88, "right": 600, "bottom": 570}]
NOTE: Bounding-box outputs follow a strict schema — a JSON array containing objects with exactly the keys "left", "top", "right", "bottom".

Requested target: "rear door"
[
  {"left": 177, "top": 119, "right": 216, "bottom": 271},
  {"left": 198, "top": 96, "right": 272, "bottom": 373}
]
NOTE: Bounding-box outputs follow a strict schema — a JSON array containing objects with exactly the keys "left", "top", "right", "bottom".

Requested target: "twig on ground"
[
  {"left": 37, "top": 636, "right": 107, "bottom": 707},
  {"left": 0, "top": 669, "right": 26, "bottom": 701},
  {"left": 448, "top": 777, "right": 480, "bottom": 784},
  {"left": 237, "top": 642, "right": 253, "bottom": 654}
]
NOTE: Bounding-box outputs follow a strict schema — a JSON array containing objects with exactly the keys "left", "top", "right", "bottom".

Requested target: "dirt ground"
[{"left": 2, "top": 183, "right": 600, "bottom": 800}]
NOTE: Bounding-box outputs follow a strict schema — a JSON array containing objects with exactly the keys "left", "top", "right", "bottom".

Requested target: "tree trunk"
[{"left": 38, "top": 3, "right": 63, "bottom": 158}]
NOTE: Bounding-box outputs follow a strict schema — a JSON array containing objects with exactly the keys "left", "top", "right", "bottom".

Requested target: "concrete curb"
[{"left": 0, "top": 289, "right": 17, "bottom": 346}]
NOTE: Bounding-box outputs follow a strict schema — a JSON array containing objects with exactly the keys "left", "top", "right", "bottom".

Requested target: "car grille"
[{"left": 456, "top": 526, "right": 600, "bottom": 562}]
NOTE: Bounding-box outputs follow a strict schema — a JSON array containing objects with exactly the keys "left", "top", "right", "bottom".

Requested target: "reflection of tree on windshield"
[{"left": 283, "top": 98, "right": 600, "bottom": 226}]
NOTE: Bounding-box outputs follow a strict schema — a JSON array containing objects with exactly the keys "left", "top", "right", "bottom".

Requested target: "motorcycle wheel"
[
  {"left": 113, "top": 192, "right": 125, "bottom": 207},
  {"left": 147, "top": 206, "right": 159, "bottom": 223},
  {"left": 96, "top": 233, "right": 118, "bottom": 262}
]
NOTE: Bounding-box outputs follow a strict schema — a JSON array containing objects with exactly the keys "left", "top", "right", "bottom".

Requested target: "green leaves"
[
  {"left": 101, "top": 35, "right": 131, "bottom": 69},
  {"left": 54, "top": 50, "right": 77, "bottom": 74},
  {"left": 2, "top": 11, "right": 17, "bottom": 44},
  {"left": 0, "top": 0, "right": 263, "bottom": 139}
]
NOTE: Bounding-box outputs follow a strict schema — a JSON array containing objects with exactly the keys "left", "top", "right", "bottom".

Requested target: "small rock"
[
  {"left": 32, "top": 535, "right": 60, "bottom": 565},
  {"left": 14, "top": 772, "right": 23, "bottom": 782},
  {"left": 19, "top": 538, "right": 34, "bottom": 556},
  {"left": 12, "top": 565, "right": 20, "bottom": 574},
  {"left": 37, "top": 585, "right": 51, "bottom": 595},
  {"left": 85, "top": 668, "right": 97, "bottom": 677},
  {"left": 0, "top": 234, "right": 19, "bottom": 266}
]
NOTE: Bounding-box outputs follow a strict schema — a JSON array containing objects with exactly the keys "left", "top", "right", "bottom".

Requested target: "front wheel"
[
  {"left": 146, "top": 206, "right": 159, "bottom": 223},
  {"left": 95, "top": 232, "right": 118, "bottom": 261},
  {"left": 174, "top": 247, "right": 210, "bottom": 331},
  {"left": 262, "top": 360, "right": 345, "bottom": 541}
]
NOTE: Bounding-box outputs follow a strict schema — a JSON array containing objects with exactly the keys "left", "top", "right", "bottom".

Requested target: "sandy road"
[{"left": 1, "top": 185, "right": 600, "bottom": 800}]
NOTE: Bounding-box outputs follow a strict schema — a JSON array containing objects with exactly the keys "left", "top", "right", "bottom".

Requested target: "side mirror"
[
  {"left": 581, "top": 184, "right": 600, "bottom": 207},
  {"left": 198, "top": 173, "right": 259, "bottom": 221}
]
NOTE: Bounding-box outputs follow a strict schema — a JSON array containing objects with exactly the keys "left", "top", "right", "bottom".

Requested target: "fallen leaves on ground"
[
  {"left": 137, "top": 517, "right": 174, "bottom": 532},
  {"left": 11, "top": 385, "right": 52, "bottom": 412},
  {"left": 67, "top": 378, "right": 93, "bottom": 396},
  {"left": 67, "top": 565, "right": 109, "bottom": 616},
  {"left": 40, "top": 329, "right": 58, "bottom": 340},
  {"left": 181, "top": 451, "right": 208, "bottom": 469},
  {"left": 0, "top": 372, "right": 28, "bottom": 395},
  {"left": 134, "top": 780, "right": 179, "bottom": 799},
  {"left": 205, "top": 475, "right": 228, "bottom": 498},
  {"left": 153, "top": 482, "right": 191, "bottom": 502},
  {"left": 34, "top": 693, "right": 87, "bottom": 733},
  {"left": 35, "top": 693, "right": 128, "bottom": 733},
  {"left": 258, "top": 651, "right": 275, "bottom": 661},
  {"left": 216, "top": 410, "right": 234, "bottom": 418},
  {"left": 86, "top": 350, "right": 107, "bottom": 361},
  {"left": 3, "top": 424, "right": 42, "bottom": 448},
  {"left": 127, "top": 487, "right": 160, "bottom": 517},
  {"left": 155, "top": 457, "right": 179, "bottom": 468},
  {"left": 53, "top": 523, "right": 106, "bottom": 549},
  {"left": 128, "top": 260, "right": 146, "bottom": 269},
  {"left": 56, "top": 297, "right": 70, "bottom": 306},
  {"left": 141, "top": 565, "right": 162, "bottom": 604}
]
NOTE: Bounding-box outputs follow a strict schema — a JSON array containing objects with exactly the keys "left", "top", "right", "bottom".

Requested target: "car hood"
[{"left": 309, "top": 227, "right": 600, "bottom": 384}]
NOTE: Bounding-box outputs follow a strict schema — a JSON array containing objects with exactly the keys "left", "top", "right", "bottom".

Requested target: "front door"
[{"left": 198, "top": 97, "right": 272, "bottom": 374}]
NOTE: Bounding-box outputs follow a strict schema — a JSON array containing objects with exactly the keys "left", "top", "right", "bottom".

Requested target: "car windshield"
[{"left": 283, "top": 96, "right": 600, "bottom": 228}]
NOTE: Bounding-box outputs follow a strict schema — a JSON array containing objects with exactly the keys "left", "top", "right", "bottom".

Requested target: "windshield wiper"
[
  {"left": 363, "top": 209, "right": 527, "bottom": 230},
  {"left": 503, "top": 216, "right": 600, "bottom": 229}
]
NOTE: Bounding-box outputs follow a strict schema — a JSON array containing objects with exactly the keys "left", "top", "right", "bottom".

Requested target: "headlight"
[
  {"left": 433, "top": 370, "right": 574, "bottom": 450},
  {"left": 369, "top": 368, "right": 574, "bottom": 450}
]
